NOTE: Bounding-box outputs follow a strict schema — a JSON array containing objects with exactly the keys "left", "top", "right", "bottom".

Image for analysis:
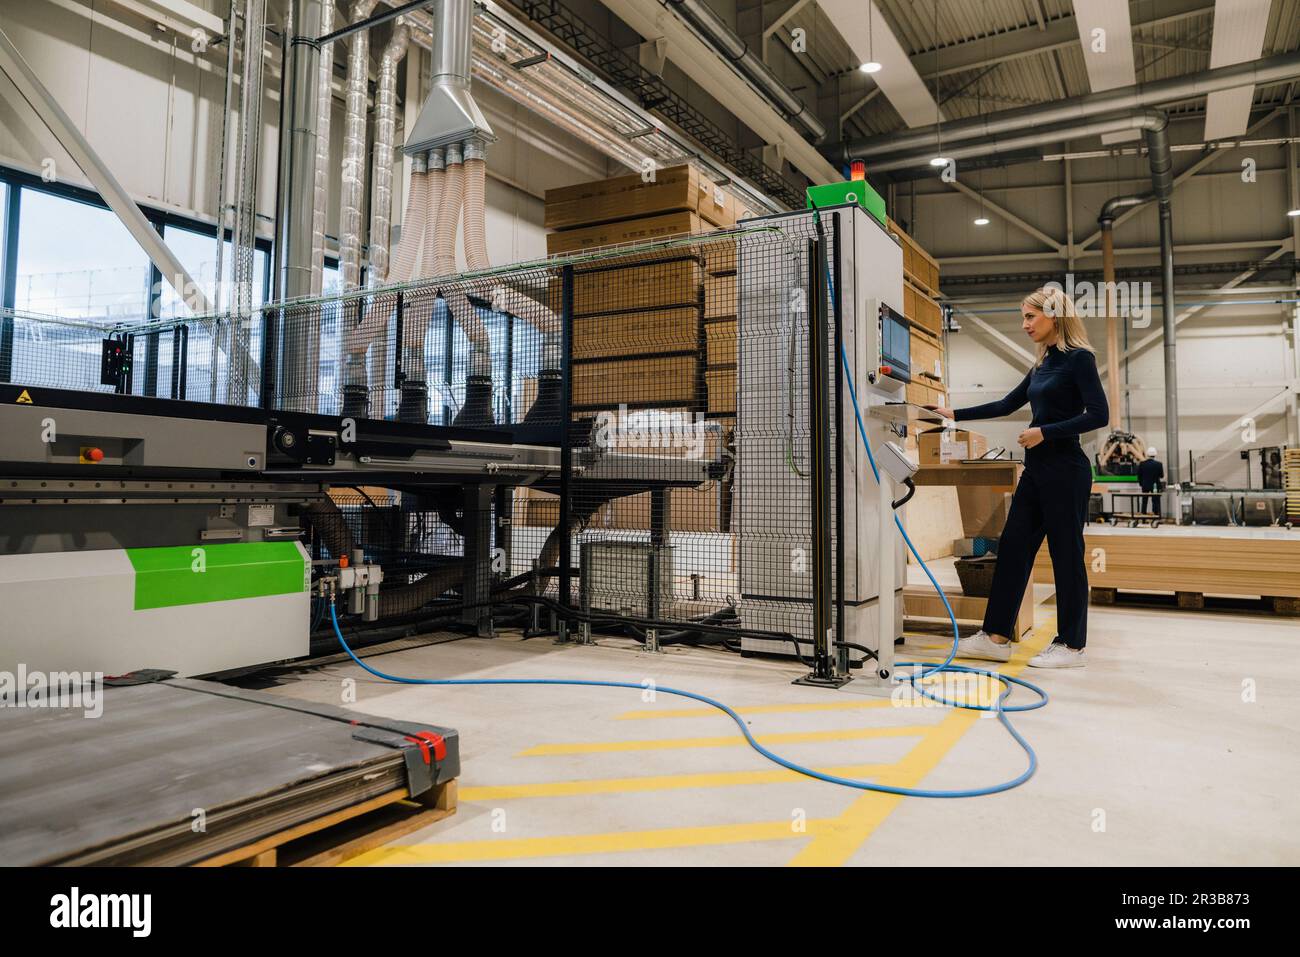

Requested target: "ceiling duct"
[
  {"left": 832, "top": 49, "right": 1300, "bottom": 165},
  {"left": 405, "top": 0, "right": 495, "bottom": 154},
  {"left": 663, "top": 0, "right": 826, "bottom": 143}
]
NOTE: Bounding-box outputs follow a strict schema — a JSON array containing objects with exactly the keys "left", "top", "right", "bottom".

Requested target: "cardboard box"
[
  {"left": 606, "top": 485, "right": 724, "bottom": 533},
  {"left": 573, "top": 354, "right": 699, "bottom": 408},
  {"left": 701, "top": 237, "right": 737, "bottom": 275},
  {"left": 704, "top": 272, "right": 737, "bottom": 319},
  {"left": 548, "top": 258, "right": 700, "bottom": 315},
  {"left": 919, "top": 428, "right": 989, "bottom": 465},
  {"left": 906, "top": 381, "right": 947, "bottom": 408},
  {"left": 704, "top": 319, "right": 736, "bottom": 368},
  {"left": 574, "top": 307, "right": 699, "bottom": 361},
  {"left": 706, "top": 367, "right": 736, "bottom": 414},
  {"left": 910, "top": 328, "right": 944, "bottom": 385},
  {"left": 545, "top": 165, "right": 733, "bottom": 231},
  {"left": 568, "top": 258, "right": 701, "bottom": 315},
  {"left": 904, "top": 280, "right": 943, "bottom": 338},
  {"left": 546, "top": 211, "right": 702, "bottom": 256}
]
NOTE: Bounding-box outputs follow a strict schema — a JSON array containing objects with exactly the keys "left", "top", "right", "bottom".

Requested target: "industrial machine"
[{"left": 734, "top": 202, "right": 911, "bottom": 688}]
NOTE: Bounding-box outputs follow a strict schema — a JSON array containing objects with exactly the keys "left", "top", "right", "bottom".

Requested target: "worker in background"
[
  {"left": 1138, "top": 446, "right": 1164, "bottom": 517},
  {"left": 926, "top": 286, "right": 1108, "bottom": 669}
]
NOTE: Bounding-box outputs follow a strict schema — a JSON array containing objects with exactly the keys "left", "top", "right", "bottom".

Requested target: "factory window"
[
  {"left": 14, "top": 188, "right": 151, "bottom": 322},
  {"left": 159, "top": 224, "right": 269, "bottom": 318}
]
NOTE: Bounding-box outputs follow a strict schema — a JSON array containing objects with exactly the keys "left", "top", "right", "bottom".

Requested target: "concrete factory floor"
[{"left": 262, "top": 561, "right": 1300, "bottom": 867}]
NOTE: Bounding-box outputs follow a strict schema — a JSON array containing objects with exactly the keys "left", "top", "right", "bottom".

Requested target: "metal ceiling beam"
[
  {"left": 597, "top": 0, "right": 838, "bottom": 182},
  {"left": 0, "top": 23, "right": 212, "bottom": 314},
  {"left": 908, "top": 0, "right": 1214, "bottom": 81},
  {"left": 943, "top": 179, "right": 1064, "bottom": 252}
]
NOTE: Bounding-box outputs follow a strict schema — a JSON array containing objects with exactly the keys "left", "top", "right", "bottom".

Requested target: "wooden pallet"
[
  {"left": 1091, "top": 587, "right": 1300, "bottom": 617},
  {"left": 198, "top": 779, "right": 458, "bottom": 868}
]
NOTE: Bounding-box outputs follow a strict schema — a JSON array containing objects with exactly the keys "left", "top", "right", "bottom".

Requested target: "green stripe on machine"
[{"left": 126, "top": 542, "right": 307, "bottom": 610}]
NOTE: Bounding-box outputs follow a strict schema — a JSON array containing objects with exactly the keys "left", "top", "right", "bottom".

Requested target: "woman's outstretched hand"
[
  {"left": 923, "top": 404, "right": 955, "bottom": 420},
  {"left": 1018, "top": 427, "right": 1045, "bottom": 449}
]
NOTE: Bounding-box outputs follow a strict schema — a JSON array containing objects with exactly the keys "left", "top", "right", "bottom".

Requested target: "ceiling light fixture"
[{"left": 860, "top": 3, "right": 882, "bottom": 74}]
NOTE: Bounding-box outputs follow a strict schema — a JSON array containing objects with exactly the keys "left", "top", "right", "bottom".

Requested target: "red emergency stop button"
[{"left": 84, "top": 447, "right": 104, "bottom": 463}]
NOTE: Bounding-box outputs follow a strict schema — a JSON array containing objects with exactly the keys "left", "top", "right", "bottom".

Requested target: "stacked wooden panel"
[
  {"left": 526, "top": 165, "right": 740, "bottom": 529},
  {"left": 1033, "top": 528, "right": 1300, "bottom": 599},
  {"left": 889, "top": 218, "right": 948, "bottom": 411},
  {"left": 546, "top": 165, "right": 735, "bottom": 415},
  {"left": 1286, "top": 448, "right": 1300, "bottom": 520}
]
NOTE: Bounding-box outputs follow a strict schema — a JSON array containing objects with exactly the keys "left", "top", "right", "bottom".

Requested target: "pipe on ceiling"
[
  {"left": 663, "top": 0, "right": 826, "bottom": 143},
  {"left": 833, "top": 49, "right": 1300, "bottom": 164}
]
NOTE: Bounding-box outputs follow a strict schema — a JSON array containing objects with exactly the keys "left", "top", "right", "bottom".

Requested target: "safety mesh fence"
[{"left": 1, "top": 221, "right": 845, "bottom": 656}]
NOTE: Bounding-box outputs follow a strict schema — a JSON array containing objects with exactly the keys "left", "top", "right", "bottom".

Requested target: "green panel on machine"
[
  {"left": 126, "top": 542, "right": 307, "bottom": 610},
  {"left": 806, "top": 180, "right": 887, "bottom": 224}
]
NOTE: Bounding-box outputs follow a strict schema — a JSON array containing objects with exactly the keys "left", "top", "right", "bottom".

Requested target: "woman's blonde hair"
[{"left": 1023, "top": 285, "right": 1094, "bottom": 366}]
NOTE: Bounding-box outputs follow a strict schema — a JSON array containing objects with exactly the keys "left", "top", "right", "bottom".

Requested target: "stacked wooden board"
[
  {"left": 1033, "top": 526, "right": 1300, "bottom": 602},
  {"left": 1286, "top": 447, "right": 1300, "bottom": 520},
  {"left": 526, "top": 164, "right": 742, "bottom": 530}
]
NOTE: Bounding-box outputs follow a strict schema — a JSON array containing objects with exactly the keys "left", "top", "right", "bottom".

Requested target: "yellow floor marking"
[
  {"left": 786, "top": 615, "right": 1058, "bottom": 867},
  {"left": 518, "top": 724, "right": 934, "bottom": 756},
  {"left": 346, "top": 817, "right": 835, "bottom": 866},
  {"left": 616, "top": 699, "right": 898, "bottom": 720},
  {"left": 350, "top": 616, "right": 1056, "bottom": 866},
  {"left": 459, "top": 763, "right": 894, "bottom": 801}
]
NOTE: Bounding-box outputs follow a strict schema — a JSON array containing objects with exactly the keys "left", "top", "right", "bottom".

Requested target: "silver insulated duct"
[
  {"left": 338, "top": 0, "right": 378, "bottom": 290},
  {"left": 309, "top": 0, "right": 336, "bottom": 296},
  {"left": 403, "top": 0, "right": 495, "bottom": 154},
  {"left": 367, "top": 20, "right": 410, "bottom": 284}
]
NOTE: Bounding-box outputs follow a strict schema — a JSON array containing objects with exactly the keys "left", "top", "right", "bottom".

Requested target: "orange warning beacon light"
[{"left": 850, "top": 160, "right": 866, "bottom": 182}]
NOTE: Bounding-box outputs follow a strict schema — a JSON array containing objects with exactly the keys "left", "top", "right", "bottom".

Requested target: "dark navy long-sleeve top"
[{"left": 953, "top": 344, "right": 1109, "bottom": 447}]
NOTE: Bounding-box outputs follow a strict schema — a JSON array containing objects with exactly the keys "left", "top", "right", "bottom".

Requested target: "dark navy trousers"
[{"left": 983, "top": 442, "right": 1094, "bottom": 648}]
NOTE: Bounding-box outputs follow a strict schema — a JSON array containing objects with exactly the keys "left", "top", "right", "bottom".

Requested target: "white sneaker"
[
  {"left": 1028, "top": 642, "right": 1086, "bottom": 669},
  {"left": 955, "top": 630, "right": 1012, "bottom": 662}
]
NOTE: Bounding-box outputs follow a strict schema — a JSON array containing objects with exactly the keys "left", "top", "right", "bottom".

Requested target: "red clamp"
[{"left": 404, "top": 731, "right": 447, "bottom": 765}]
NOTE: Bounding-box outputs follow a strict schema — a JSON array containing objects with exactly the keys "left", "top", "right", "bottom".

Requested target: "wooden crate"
[
  {"left": 545, "top": 164, "right": 734, "bottom": 231},
  {"left": 574, "top": 307, "right": 699, "bottom": 360},
  {"left": 573, "top": 354, "right": 700, "bottom": 409}
]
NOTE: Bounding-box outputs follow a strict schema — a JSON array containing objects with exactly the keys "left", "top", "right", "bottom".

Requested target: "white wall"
[{"left": 0, "top": 0, "right": 609, "bottom": 275}]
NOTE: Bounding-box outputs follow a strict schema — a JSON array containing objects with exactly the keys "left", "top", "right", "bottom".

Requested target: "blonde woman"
[{"left": 926, "top": 286, "right": 1108, "bottom": 668}]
